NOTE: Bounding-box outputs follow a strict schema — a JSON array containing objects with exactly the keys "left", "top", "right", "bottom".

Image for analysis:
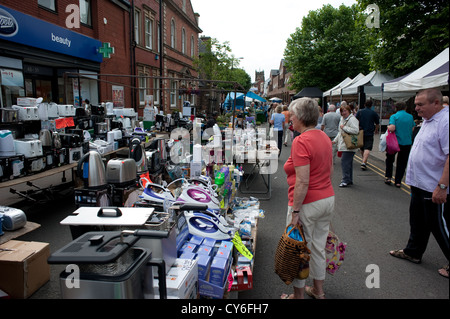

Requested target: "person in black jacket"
[{"left": 356, "top": 100, "right": 379, "bottom": 170}]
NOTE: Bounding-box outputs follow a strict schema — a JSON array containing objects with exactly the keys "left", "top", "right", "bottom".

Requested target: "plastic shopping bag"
[
  {"left": 379, "top": 131, "right": 388, "bottom": 152},
  {"left": 386, "top": 130, "right": 400, "bottom": 154}
]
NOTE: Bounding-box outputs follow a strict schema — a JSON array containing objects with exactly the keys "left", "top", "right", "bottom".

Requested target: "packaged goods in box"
[
  {"left": 0, "top": 240, "right": 50, "bottom": 299},
  {"left": 189, "top": 235, "right": 204, "bottom": 246},
  {"left": 199, "top": 262, "right": 231, "bottom": 299},
  {"left": 179, "top": 251, "right": 196, "bottom": 260},
  {"left": 196, "top": 245, "right": 212, "bottom": 256},
  {"left": 197, "top": 254, "right": 212, "bottom": 280},
  {"left": 202, "top": 237, "right": 216, "bottom": 247},
  {"left": 219, "top": 240, "right": 233, "bottom": 250},
  {"left": 209, "top": 256, "right": 228, "bottom": 286},
  {"left": 153, "top": 258, "right": 198, "bottom": 299},
  {"left": 180, "top": 242, "right": 198, "bottom": 256}
]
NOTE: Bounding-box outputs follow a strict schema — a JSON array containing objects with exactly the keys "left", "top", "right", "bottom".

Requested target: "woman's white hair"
[{"left": 288, "top": 97, "right": 319, "bottom": 127}]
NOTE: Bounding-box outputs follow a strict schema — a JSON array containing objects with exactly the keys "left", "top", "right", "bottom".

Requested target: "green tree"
[
  {"left": 194, "top": 38, "right": 250, "bottom": 91},
  {"left": 284, "top": 4, "right": 374, "bottom": 92},
  {"left": 357, "top": 0, "right": 449, "bottom": 77}
]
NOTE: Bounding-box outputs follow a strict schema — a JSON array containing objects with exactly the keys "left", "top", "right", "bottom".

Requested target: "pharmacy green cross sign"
[{"left": 98, "top": 42, "right": 115, "bottom": 58}]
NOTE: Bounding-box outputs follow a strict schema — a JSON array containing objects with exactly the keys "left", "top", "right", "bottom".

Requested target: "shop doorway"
[{"left": 25, "top": 78, "right": 53, "bottom": 102}]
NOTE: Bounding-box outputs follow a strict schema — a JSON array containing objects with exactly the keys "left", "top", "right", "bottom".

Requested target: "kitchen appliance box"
[
  {"left": 0, "top": 155, "right": 26, "bottom": 182},
  {"left": 0, "top": 240, "right": 50, "bottom": 299},
  {"left": 153, "top": 258, "right": 198, "bottom": 299}
]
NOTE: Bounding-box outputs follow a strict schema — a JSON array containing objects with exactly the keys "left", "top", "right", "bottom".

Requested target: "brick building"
[
  {"left": 252, "top": 70, "right": 265, "bottom": 97},
  {"left": 0, "top": 0, "right": 201, "bottom": 117},
  {"left": 266, "top": 59, "right": 296, "bottom": 104}
]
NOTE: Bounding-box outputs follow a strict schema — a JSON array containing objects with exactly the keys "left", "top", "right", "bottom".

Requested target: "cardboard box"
[
  {"left": 182, "top": 242, "right": 198, "bottom": 255},
  {"left": 153, "top": 258, "right": 198, "bottom": 299},
  {"left": 16, "top": 97, "right": 38, "bottom": 106},
  {"left": 199, "top": 262, "right": 231, "bottom": 299},
  {"left": 189, "top": 235, "right": 204, "bottom": 246},
  {"left": 202, "top": 237, "right": 216, "bottom": 247},
  {"left": 197, "top": 254, "right": 212, "bottom": 280},
  {"left": 209, "top": 256, "right": 228, "bottom": 286},
  {"left": 0, "top": 240, "right": 50, "bottom": 299},
  {"left": 196, "top": 245, "right": 212, "bottom": 256}
]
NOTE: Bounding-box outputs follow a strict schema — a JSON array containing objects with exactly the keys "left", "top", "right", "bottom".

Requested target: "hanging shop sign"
[{"left": 0, "top": 5, "right": 103, "bottom": 63}]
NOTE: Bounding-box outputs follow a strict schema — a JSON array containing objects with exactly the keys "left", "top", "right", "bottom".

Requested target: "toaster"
[
  {"left": 106, "top": 158, "right": 137, "bottom": 187},
  {"left": 0, "top": 206, "right": 27, "bottom": 231},
  {"left": 14, "top": 139, "right": 43, "bottom": 158},
  {"left": 57, "top": 104, "right": 76, "bottom": 117},
  {"left": 37, "top": 103, "right": 49, "bottom": 120},
  {"left": 59, "top": 133, "right": 82, "bottom": 148},
  {"left": 47, "top": 103, "right": 60, "bottom": 118},
  {"left": 12, "top": 105, "right": 39, "bottom": 121}
]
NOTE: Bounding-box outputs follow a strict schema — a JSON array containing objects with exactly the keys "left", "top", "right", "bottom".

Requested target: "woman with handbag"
[
  {"left": 384, "top": 102, "right": 416, "bottom": 187},
  {"left": 281, "top": 97, "right": 335, "bottom": 299},
  {"left": 333, "top": 104, "right": 360, "bottom": 187},
  {"left": 270, "top": 104, "right": 286, "bottom": 157}
]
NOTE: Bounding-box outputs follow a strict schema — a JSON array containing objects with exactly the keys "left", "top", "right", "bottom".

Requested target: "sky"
[{"left": 190, "top": 0, "right": 357, "bottom": 83}]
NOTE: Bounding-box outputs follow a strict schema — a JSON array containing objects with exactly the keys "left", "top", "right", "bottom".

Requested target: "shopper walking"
[
  {"left": 356, "top": 100, "right": 380, "bottom": 170},
  {"left": 384, "top": 102, "right": 416, "bottom": 187},
  {"left": 321, "top": 104, "right": 341, "bottom": 163},
  {"left": 389, "top": 88, "right": 449, "bottom": 279},
  {"left": 270, "top": 104, "right": 285, "bottom": 157},
  {"left": 282, "top": 105, "right": 291, "bottom": 146},
  {"left": 281, "top": 97, "right": 335, "bottom": 299},
  {"left": 333, "top": 104, "right": 360, "bottom": 187}
]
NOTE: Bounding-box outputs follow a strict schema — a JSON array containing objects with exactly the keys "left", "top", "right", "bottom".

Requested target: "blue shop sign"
[{"left": 0, "top": 5, "right": 103, "bottom": 63}]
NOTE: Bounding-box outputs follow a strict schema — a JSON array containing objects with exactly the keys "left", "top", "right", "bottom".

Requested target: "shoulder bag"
[{"left": 341, "top": 117, "right": 364, "bottom": 149}]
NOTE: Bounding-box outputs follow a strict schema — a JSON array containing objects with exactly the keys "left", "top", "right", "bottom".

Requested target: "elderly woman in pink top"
[{"left": 281, "top": 97, "right": 335, "bottom": 299}]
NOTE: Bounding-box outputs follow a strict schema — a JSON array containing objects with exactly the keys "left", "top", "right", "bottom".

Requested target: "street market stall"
[{"left": 0, "top": 74, "right": 275, "bottom": 299}]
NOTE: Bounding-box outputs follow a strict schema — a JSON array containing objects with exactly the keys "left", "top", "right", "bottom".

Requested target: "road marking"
[{"left": 354, "top": 155, "right": 411, "bottom": 196}]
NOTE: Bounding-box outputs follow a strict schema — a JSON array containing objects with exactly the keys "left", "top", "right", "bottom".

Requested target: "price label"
[{"left": 231, "top": 232, "right": 253, "bottom": 261}]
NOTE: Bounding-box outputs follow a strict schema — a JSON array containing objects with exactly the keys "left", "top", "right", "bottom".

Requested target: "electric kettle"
[
  {"left": 77, "top": 151, "right": 107, "bottom": 189},
  {"left": 39, "top": 129, "right": 53, "bottom": 148},
  {"left": 129, "top": 138, "right": 148, "bottom": 175}
]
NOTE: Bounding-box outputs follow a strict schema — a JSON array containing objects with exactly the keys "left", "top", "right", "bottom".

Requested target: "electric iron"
[
  {"left": 203, "top": 208, "right": 232, "bottom": 227},
  {"left": 139, "top": 178, "right": 175, "bottom": 208},
  {"left": 188, "top": 176, "right": 218, "bottom": 195},
  {"left": 176, "top": 184, "right": 220, "bottom": 210},
  {"left": 184, "top": 211, "right": 235, "bottom": 240}
]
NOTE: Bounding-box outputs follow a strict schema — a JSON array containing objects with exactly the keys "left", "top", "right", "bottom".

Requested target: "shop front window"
[{"left": 0, "top": 69, "right": 24, "bottom": 108}]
